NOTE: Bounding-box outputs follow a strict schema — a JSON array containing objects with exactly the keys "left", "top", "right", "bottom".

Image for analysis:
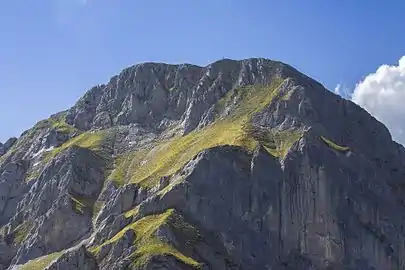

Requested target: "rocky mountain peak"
[
  {"left": 65, "top": 58, "right": 292, "bottom": 134},
  {"left": 1, "top": 57, "right": 405, "bottom": 270}
]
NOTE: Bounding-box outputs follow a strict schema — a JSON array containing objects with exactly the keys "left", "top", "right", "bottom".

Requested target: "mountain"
[{"left": 1, "top": 58, "right": 405, "bottom": 270}]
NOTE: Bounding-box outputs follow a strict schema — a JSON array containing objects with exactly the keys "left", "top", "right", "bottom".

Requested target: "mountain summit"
[{"left": 1, "top": 58, "right": 405, "bottom": 270}]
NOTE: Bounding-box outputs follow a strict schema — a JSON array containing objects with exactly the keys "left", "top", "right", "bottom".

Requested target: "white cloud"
[
  {"left": 352, "top": 55, "right": 405, "bottom": 145},
  {"left": 334, "top": 83, "right": 351, "bottom": 99},
  {"left": 334, "top": 84, "right": 341, "bottom": 95}
]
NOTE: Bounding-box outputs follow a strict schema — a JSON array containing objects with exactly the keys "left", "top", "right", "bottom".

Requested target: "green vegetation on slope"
[
  {"left": 12, "top": 221, "right": 33, "bottom": 245},
  {"left": 131, "top": 120, "right": 258, "bottom": 187},
  {"left": 25, "top": 129, "right": 113, "bottom": 185},
  {"left": 91, "top": 209, "right": 202, "bottom": 269},
  {"left": 110, "top": 79, "right": 302, "bottom": 188},
  {"left": 47, "top": 130, "right": 108, "bottom": 159},
  {"left": 108, "top": 149, "right": 150, "bottom": 187},
  {"left": 93, "top": 201, "right": 105, "bottom": 220},
  {"left": 243, "top": 123, "right": 302, "bottom": 157},
  {"left": 48, "top": 114, "right": 77, "bottom": 134},
  {"left": 214, "top": 80, "right": 284, "bottom": 119},
  {"left": 124, "top": 206, "right": 140, "bottom": 219},
  {"left": 4, "top": 113, "right": 78, "bottom": 181},
  {"left": 41, "top": 129, "right": 114, "bottom": 173},
  {"left": 25, "top": 169, "right": 42, "bottom": 183},
  {"left": 320, "top": 136, "right": 350, "bottom": 152},
  {"left": 26, "top": 113, "right": 77, "bottom": 141},
  {"left": 18, "top": 252, "right": 62, "bottom": 270},
  {"left": 68, "top": 194, "right": 94, "bottom": 215}
]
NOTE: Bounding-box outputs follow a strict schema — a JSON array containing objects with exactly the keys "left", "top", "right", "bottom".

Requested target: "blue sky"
[{"left": 0, "top": 0, "right": 404, "bottom": 142}]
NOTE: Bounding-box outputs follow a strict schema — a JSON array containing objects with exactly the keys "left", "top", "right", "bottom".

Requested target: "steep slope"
[{"left": 1, "top": 58, "right": 405, "bottom": 270}]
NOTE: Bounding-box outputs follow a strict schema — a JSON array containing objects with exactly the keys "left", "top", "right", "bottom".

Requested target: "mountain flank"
[{"left": 1, "top": 58, "right": 405, "bottom": 270}]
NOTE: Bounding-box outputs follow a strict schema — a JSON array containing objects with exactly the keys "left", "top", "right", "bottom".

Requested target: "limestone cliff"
[{"left": 1, "top": 58, "right": 404, "bottom": 270}]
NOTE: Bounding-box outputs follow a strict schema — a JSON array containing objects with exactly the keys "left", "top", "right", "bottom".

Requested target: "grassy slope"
[
  {"left": 91, "top": 209, "right": 202, "bottom": 269},
  {"left": 14, "top": 78, "right": 302, "bottom": 190},
  {"left": 44, "top": 130, "right": 109, "bottom": 162},
  {"left": 11, "top": 221, "right": 33, "bottom": 245},
  {"left": 110, "top": 79, "right": 303, "bottom": 188},
  {"left": 18, "top": 252, "right": 62, "bottom": 270}
]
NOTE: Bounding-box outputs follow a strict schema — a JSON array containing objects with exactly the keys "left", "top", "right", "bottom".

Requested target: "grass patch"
[
  {"left": 68, "top": 193, "right": 94, "bottom": 215},
  {"left": 91, "top": 209, "right": 201, "bottom": 269},
  {"left": 124, "top": 206, "right": 140, "bottom": 219},
  {"left": 25, "top": 168, "right": 42, "bottom": 182},
  {"left": 52, "top": 131, "right": 107, "bottom": 156},
  {"left": 132, "top": 239, "right": 199, "bottom": 268},
  {"left": 320, "top": 136, "right": 350, "bottom": 152},
  {"left": 25, "top": 130, "right": 112, "bottom": 184},
  {"left": 12, "top": 221, "right": 33, "bottom": 245},
  {"left": 128, "top": 120, "right": 258, "bottom": 187},
  {"left": 93, "top": 201, "right": 105, "bottom": 220},
  {"left": 69, "top": 195, "right": 87, "bottom": 215},
  {"left": 244, "top": 123, "right": 302, "bottom": 156},
  {"left": 108, "top": 149, "right": 150, "bottom": 187},
  {"left": 43, "top": 130, "right": 110, "bottom": 164},
  {"left": 18, "top": 252, "right": 62, "bottom": 270},
  {"left": 48, "top": 115, "right": 77, "bottom": 134},
  {"left": 214, "top": 78, "right": 283, "bottom": 120}
]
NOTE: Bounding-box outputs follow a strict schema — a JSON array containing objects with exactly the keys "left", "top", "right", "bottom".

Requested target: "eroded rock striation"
[{"left": 1, "top": 58, "right": 404, "bottom": 269}]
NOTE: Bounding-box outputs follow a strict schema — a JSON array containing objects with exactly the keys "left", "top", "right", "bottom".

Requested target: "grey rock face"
[
  {"left": 136, "top": 146, "right": 283, "bottom": 269},
  {"left": 0, "top": 241, "right": 13, "bottom": 270},
  {"left": 2, "top": 57, "right": 405, "bottom": 270},
  {"left": 95, "top": 184, "right": 139, "bottom": 226},
  {"left": 14, "top": 146, "right": 106, "bottom": 222},
  {"left": 133, "top": 255, "right": 197, "bottom": 270},
  {"left": 0, "top": 138, "right": 17, "bottom": 157},
  {"left": 66, "top": 58, "right": 287, "bottom": 135},
  {"left": 45, "top": 245, "right": 98, "bottom": 270},
  {"left": 90, "top": 214, "right": 131, "bottom": 248},
  {"left": 97, "top": 229, "right": 135, "bottom": 269},
  {"left": 0, "top": 162, "right": 27, "bottom": 225},
  {"left": 5, "top": 146, "right": 107, "bottom": 267},
  {"left": 135, "top": 131, "right": 405, "bottom": 269}
]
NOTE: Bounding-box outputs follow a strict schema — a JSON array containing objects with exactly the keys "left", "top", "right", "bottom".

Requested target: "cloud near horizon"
[
  {"left": 334, "top": 83, "right": 351, "bottom": 99},
  {"left": 352, "top": 55, "right": 405, "bottom": 145}
]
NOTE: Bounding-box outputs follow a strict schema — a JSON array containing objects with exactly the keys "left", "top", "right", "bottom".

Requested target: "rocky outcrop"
[
  {"left": 0, "top": 138, "right": 17, "bottom": 157},
  {"left": 134, "top": 255, "right": 197, "bottom": 270},
  {"left": 96, "top": 229, "right": 136, "bottom": 269},
  {"left": 66, "top": 59, "right": 288, "bottom": 134},
  {"left": 95, "top": 184, "right": 139, "bottom": 226},
  {"left": 2, "top": 57, "right": 405, "bottom": 270},
  {"left": 5, "top": 146, "right": 108, "bottom": 267},
  {"left": 0, "top": 240, "right": 13, "bottom": 270},
  {"left": 45, "top": 246, "right": 98, "bottom": 270},
  {"left": 0, "top": 162, "right": 27, "bottom": 226}
]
